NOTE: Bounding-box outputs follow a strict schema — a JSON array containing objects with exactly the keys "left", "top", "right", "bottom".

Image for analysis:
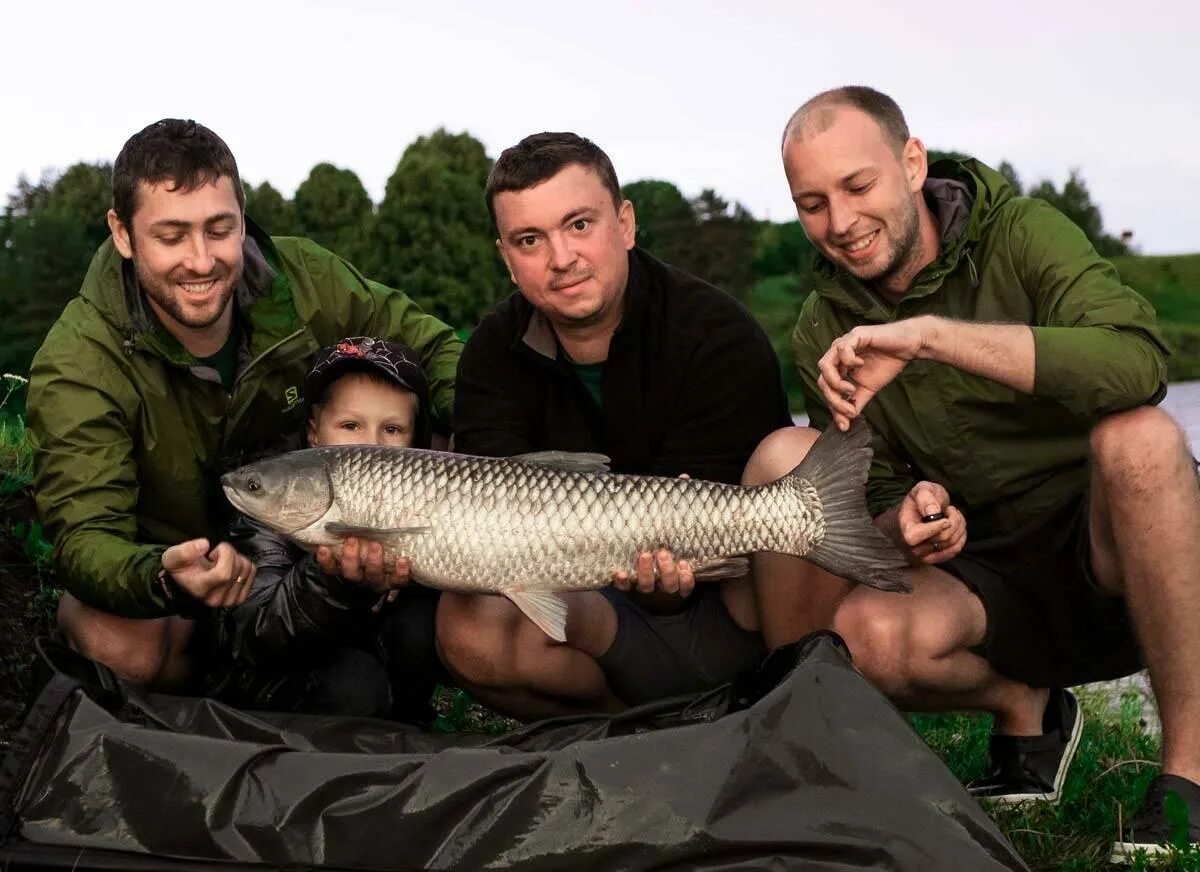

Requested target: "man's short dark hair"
[
  {"left": 112, "top": 119, "right": 245, "bottom": 230},
  {"left": 485, "top": 132, "right": 622, "bottom": 229},
  {"left": 783, "top": 86, "right": 911, "bottom": 154}
]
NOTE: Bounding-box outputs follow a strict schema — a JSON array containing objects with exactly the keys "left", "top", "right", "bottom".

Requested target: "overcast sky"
[{"left": 4, "top": 0, "right": 1197, "bottom": 253}]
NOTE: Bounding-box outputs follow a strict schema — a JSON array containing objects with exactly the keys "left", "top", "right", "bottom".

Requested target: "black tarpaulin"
[{"left": 0, "top": 633, "right": 1029, "bottom": 871}]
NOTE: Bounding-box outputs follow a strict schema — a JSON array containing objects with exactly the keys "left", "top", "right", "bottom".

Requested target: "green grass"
[{"left": 915, "top": 690, "right": 1198, "bottom": 871}]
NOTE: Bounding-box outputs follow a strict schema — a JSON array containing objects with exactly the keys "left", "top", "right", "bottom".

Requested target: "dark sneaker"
[
  {"left": 1109, "top": 774, "right": 1200, "bottom": 865},
  {"left": 967, "top": 688, "right": 1083, "bottom": 805}
]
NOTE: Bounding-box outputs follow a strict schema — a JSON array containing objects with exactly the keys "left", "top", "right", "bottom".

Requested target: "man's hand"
[
  {"left": 818, "top": 318, "right": 933, "bottom": 430},
  {"left": 612, "top": 549, "right": 697, "bottom": 597},
  {"left": 886, "top": 481, "right": 967, "bottom": 565},
  {"left": 316, "top": 537, "right": 410, "bottom": 607},
  {"left": 162, "top": 539, "right": 256, "bottom": 608}
]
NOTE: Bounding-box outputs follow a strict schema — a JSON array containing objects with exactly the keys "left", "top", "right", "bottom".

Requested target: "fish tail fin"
[{"left": 786, "top": 420, "right": 911, "bottom": 593}]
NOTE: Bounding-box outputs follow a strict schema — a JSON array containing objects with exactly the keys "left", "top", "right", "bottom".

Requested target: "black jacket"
[{"left": 454, "top": 249, "right": 791, "bottom": 485}]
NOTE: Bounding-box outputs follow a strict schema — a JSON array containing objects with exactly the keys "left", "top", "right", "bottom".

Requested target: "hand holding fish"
[
  {"left": 161, "top": 539, "right": 257, "bottom": 608},
  {"left": 818, "top": 318, "right": 933, "bottom": 431},
  {"left": 612, "top": 549, "right": 696, "bottom": 597},
  {"left": 316, "top": 537, "right": 411, "bottom": 594},
  {"left": 892, "top": 481, "right": 967, "bottom": 565}
]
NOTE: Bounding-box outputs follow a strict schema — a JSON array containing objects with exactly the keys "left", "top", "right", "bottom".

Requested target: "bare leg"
[
  {"left": 56, "top": 592, "right": 195, "bottom": 689},
  {"left": 435, "top": 591, "right": 625, "bottom": 721},
  {"left": 742, "top": 426, "right": 854, "bottom": 647},
  {"left": 744, "top": 425, "right": 1046, "bottom": 734},
  {"left": 1087, "top": 406, "right": 1200, "bottom": 784},
  {"left": 833, "top": 569, "right": 1048, "bottom": 735}
]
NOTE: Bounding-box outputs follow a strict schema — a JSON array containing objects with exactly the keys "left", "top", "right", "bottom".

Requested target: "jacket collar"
[
  {"left": 811, "top": 159, "right": 992, "bottom": 320},
  {"left": 515, "top": 248, "right": 650, "bottom": 364}
]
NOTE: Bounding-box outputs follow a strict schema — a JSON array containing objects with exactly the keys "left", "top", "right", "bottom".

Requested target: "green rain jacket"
[
  {"left": 28, "top": 224, "right": 462, "bottom": 617},
  {"left": 793, "top": 159, "right": 1170, "bottom": 540}
]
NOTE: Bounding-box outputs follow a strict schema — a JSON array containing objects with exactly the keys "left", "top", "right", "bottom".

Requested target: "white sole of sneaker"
[
  {"left": 977, "top": 698, "right": 1085, "bottom": 807},
  {"left": 1107, "top": 840, "right": 1179, "bottom": 866}
]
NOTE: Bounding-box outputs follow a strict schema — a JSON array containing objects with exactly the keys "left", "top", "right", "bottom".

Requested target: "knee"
[
  {"left": 1090, "top": 406, "right": 1188, "bottom": 479},
  {"left": 57, "top": 594, "right": 169, "bottom": 686},
  {"left": 742, "top": 426, "right": 820, "bottom": 486},
  {"left": 832, "top": 595, "right": 953, "bottom": 692},
  {"left": 832, "top": 595, "right": 909, "bottom": 685},
  {"left": 436, "top": 594, "right": 519, "bottom": 689}
]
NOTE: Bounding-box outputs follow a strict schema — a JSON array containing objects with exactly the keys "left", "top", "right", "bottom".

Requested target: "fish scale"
[
  {"left": 318, "top": 447, "right": 805, "bottom": 592},
  {"left": 222, "top": 421, "right": 912, "bottom": 641}
]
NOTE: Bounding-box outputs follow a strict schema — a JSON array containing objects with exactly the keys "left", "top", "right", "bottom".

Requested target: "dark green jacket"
[
  {"left": 28, "top": 225, "right": 462, "bottom": 617},
  {"left": 792, "top": 160, "right": 1169, "bottom": 539}
]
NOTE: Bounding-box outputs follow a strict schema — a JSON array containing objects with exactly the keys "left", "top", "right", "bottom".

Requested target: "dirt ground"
[{"left": 0, "top": 490, "right": 55, "bottom": 752}]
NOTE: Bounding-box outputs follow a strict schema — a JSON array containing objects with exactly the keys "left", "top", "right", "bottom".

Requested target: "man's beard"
[
  {"left": 136, "top": 260, "right": 240, "bottom": 330},
  {"left": 859, "top": 197, "right": 923, "bottom": 286}
]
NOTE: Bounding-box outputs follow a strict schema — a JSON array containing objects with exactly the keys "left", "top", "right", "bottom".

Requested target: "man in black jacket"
[{"left": 439, "top": 133, "right": 792, "bottom": 719}]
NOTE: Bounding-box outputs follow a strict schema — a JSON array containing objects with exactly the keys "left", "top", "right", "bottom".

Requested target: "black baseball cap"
[{"left": 304, "top": 336, "right": 432, "bottom": 448}]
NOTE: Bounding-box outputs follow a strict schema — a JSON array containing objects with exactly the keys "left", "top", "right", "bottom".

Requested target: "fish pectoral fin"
[
  {"left": 324, "top": 522, "right": 431, "bottom": 539},
  {"left": 690, "top": 556, "right": 751, "bottom": 581},
  {"left": 505, "top": 590, "right": 569, "bottom": 642},
  {"left": 511, "top": 450, "right": 611, "bottom": 474}
]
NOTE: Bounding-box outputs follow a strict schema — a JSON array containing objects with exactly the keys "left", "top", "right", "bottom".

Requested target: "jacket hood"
[
  {"left": 810, "top": 158, "right": 1017, "bottom": 319},
  {"left": 78, "top": 218, "right": 278, "bottom": 362}
]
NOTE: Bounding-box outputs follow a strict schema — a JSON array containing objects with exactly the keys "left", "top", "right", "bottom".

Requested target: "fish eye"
[{"left": 247, "top": 477, "right": 261, "bottom": 492}]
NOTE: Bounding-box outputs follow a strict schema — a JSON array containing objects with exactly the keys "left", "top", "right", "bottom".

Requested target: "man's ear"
[
  {"left": 619, "top": 199, "right": 636, "bottom": 250},
  {"left": 306, "top": 412, "right": 320, "bottom": 447},
  {"left": 901, "top": 137, "right": 929, "bottom": 194},
  {"left": 495, "top": 238, "right": 516, "bottom": 284},
  {"left": 108, "top": 209, "right": 134, "bottom": 259}
]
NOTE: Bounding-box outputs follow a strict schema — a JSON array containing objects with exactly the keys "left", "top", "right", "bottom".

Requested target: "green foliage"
[
  {"left": 1029, "top": 169, "right": 1131, "bottom": 257},
  {"left": 623, "top": 179, "right": 694, "bottom": 265},
  {"left": 369, "top": 129, "right": 509, "bottom": 327},
  {"left": 745, "top": 275, "right": 811, "bottom": 412},
  {"left": 0, "top": 162, "right": 113, "bottom": 381},
  {"left": 293, "top": 163, "right": 374, "bottom": 264},
  {"left": 915, "top": 691, "right": 1200, "bottom": 871},
  {"left": 244, "top": 180, "right": 299, "bottom": 237}
]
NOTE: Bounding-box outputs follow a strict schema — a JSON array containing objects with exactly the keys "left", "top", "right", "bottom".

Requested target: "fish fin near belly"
[
  {"left": 505, "top": 590, "right": 569, "bottom": 642},
  {"left": 791, "top": 420, "right": 911, "bottom": 593},
  {"left": 511, "top": 450, "right": 611, "bottom": 474},
  {"left": 690, "top": 556, "right": 751, "bottom": 580},
  {"left": 324, "top": 522, "right": 431, "bottom": 539}
]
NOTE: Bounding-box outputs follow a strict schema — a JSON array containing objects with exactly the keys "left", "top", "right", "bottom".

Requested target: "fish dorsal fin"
[
  {"left": 324, "top": 522, "right": 431, "bottom": 539},
  {"left": 511, "top": 450, "right": 611, "bottom": 474},
  {"left": 505, "top": 590, "right": 569, "bottom": 642}
]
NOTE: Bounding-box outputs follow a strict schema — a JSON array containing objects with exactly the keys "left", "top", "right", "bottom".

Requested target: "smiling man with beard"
[
  {"left": 742, "top": 86, "right": 1199, "bottom": 862},
  {"left": 26, "top": 119, "right": 462, "bottom": 698},
  {"left": 440, "top": 132, "right": 791, "bottom": 720}
]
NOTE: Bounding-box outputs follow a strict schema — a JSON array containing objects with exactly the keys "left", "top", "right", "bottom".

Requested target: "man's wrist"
[{"left": 916, "top": 315, "right": 946, "bottom": 362}]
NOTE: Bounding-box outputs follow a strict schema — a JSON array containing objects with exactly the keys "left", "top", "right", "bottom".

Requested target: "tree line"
[{"left": 0, "top": 131, "right": 1132, "bottom": 404}]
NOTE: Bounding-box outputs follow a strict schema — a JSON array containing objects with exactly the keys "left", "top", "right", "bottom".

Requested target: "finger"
[
  {"left": 362, "top": 541, "right": 387, "bottom": 586},
  {"left": 636, "top": 551, "right": 656, "bottom": 594},
  {"left": 677, "top": 560, "right": 695, "bottom": 598},
  {"left": 612, "top": 569, "right": 631, "bottom": 591},
  {"left": 911, "top": 482, "right": 949, "bottom": 517},
  {"left": 835, "top": 340, "right": 864, "bottom": 373},
  {"left": 678, "top": 473, "right": 691, "bottom": 480},
  {"left": 901, "top": 518, "right": 952, "bottom": 547},
  {"left": 818, "top": 343, "right": 857, "bottom": 397},
  {"left": 817, "top": 365, "right": 858, "bottom": 415},
  {"left": 392, "top": 557, "right": 411, "bottom": 587},
  {"left": 656, "top": 549, "right": 679, "bottom": 594},
  {"left": 207, "top": 543, "right": 237, "bottom": 584},
  {"left": 315, "top": 546, "right": 339, "bottom": 574},
  {"left": 339, "top": 537, "right": 361, "bottom": 580},
  {"left": 232, "top": 564, "right": 257, "bottom": 606},
  {"left": 162, "top": 538, "right": 211, "bottom": 572}
]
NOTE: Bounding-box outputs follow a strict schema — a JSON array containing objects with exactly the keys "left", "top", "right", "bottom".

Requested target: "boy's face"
[{"left": 307, "top": 373, "right": 419, "bottom": 448}]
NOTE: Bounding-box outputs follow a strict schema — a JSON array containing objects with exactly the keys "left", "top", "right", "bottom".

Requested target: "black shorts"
[
  {"left": 940, "top": 493, "right": 1143, "bottom": 688},
  {"left": 595, "top": 584, "right": 765, "bottom": 705}
]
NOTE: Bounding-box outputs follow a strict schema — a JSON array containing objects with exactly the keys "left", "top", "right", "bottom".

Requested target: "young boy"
[{"left": 204, "top": 336, "right": 442, "bottom": 720}]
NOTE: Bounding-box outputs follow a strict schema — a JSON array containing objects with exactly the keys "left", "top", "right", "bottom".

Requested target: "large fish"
[{"left": 221, "top": 422, "right": 909, "bottom": 642}]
